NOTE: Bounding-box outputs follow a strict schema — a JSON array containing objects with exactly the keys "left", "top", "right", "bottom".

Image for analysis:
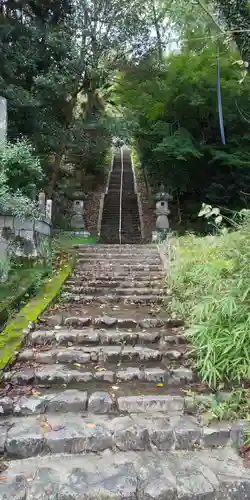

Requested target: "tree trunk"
[
  {"left": 152, "top": 0, "right": 163, "bottom": 62},
  {"left": 47, "top": 91, "right": 79, "bottom": 198}
]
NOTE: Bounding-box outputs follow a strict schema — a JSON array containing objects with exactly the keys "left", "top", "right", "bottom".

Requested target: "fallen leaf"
[
  {"left": 32, "top": 390, "right": 41, "bottom": 396},
  {"left": 0, "top": 462, "right": 8, "bottom": 472},
  {"left": 42, "top": 422, "right": 51, "bottom": 433},
  {"left": 203, "top": 411, "right": 213, "bottom": 426}
]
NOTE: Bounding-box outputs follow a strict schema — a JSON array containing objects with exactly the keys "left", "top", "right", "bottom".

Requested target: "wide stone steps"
[
  {"left": 71, "top": 274, "right": 164, "bottom": 283},
  {"left": 63, "top": 286, "right": 166, "bottom": 296},
  {"left": 0, "top": 412, "right": 239, "bottom": 460},
  {"left": 66, "top": 279, "right": 163, "bottom": 288},
  {"left": 75, "top": 257, "right": 161, "bottom": 265},
  {"left": 73, "top": 244, "right": 157, "bottom": 251},
  {"left": 18, "top": 344, "right": 190, "bottom": 366},
  {"left": 1, "top": 447, "right": 249, "bottom": 499},
  {"left": 39, "top": 315, "right": 182, "bottom": 330},
  {"left": 4, "top": 364, "right": 193, "bottom": 386},
  {"left": 77, "top": 251, "right": 161, "bottom": 264},
  {"left": 60, "top": 293, "right": 167, "bottom": 304},
  {"left": 19, "top": 345, "right": 164, "bottom": 363},
  {"left": 28, "top": 328, "right": 188, "bottom": 346},
  {"left": 75, "top": 264, "right": 163, "bottom": 272}
]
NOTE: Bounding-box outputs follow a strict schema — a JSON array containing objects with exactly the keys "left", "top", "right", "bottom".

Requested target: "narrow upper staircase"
[
  {"left": 0, "top": 151, "right": 249, "bottom": 497},
  {"left": 100, "top": 148, "right": 141, "bottom": 244}
]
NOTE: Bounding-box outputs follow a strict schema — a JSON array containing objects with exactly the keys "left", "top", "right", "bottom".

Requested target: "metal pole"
[{"left": 119, "top": 147, "right": 124, "bottom": 244}]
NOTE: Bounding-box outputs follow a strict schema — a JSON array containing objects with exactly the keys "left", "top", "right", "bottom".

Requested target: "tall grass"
[{"left": 167, "top": 217, "right": 250, "bottom": 388}]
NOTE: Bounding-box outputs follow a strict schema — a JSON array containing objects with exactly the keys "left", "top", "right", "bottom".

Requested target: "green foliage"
[
  {"left": 117, "top": 47, "right": 250, "bottom": 226},
  {"left": 209, "top": 389, "right": 250, "bottom": 422},
  {"left": 0, "top": 257, "right": 74, "bottom": 370},
  {"left": 168, "top": 212, "right": 250, "bottom": 388},
  {"left": 0, "top": 140, "right": 43, "bottom": 197},
  {"left": 0, "top": 141, "right": 42, "bottom": 219}
]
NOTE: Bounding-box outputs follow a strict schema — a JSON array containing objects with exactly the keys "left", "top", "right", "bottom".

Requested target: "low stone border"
[
  {"left": 0, "top": 268, "right": 47, "bottom": 328},
  {"left": 0, "top": 257, "right": 75, "bottom": 371}
]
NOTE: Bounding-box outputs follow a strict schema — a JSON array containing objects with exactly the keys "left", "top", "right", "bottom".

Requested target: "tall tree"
[{"left": 213, "top": 0, "right": 250, "bottom": 67}]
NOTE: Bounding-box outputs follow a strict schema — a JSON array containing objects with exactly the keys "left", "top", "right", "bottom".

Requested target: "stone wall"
[
  {"left": 0, "top": 215, "right": 51, "bottom": 259},
  {"left": 134, "top": 169, "right": 155, "bottom": 243},
  {"left": 84, "top": 186, "right": 105, "bottom": 237}
]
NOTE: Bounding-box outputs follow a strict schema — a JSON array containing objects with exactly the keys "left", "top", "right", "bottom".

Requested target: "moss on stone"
[{"left": 0, "top": 257, "right": 75, "bottom": 371}]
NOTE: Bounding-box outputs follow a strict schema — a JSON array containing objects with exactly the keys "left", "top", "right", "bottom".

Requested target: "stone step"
[
  {"left": 40, "top": 315, "right": 183, "bottom": 330},
  {"left": 60, "top": 293, "right": 167, "bottom": 304},
  {"left": 28, "top": 328, "right": 188, "bottom": 346},
  {"left": 4, "top": 364, "right": 194, "bottom": 386},
  {"left": 76, "top": 253, "right": 160, "bottom": 260},
  {"left": 1, "top": 447, "right": 248, "bottom": 499},
  {"left": 0, "top": 412, "right": 238, "bottom": 460},
  {"left": 19, "top": 344, "right": 188, "bottom": 364},
  {"left": 63, "top": 287, "right": 166, "bottom": 296},
  {"left": 73, "top": 245, "right": 156, "bottom": 249},
  {"left": 72, "top": 272, "right": 164, "bottom": 279},
  {"left": 75, "top": 258, "right": 161, "bottom": 266},
  {"left": 0, "top": 389, "right": 233, "bottom": 418},
  {"left": 67, "top": 279, "right": 163, "bottom": 288}
]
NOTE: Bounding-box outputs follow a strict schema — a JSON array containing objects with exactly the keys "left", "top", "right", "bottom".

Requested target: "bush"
[
  {"left": 0, "top": 139, "right": 43, "bottom": 197},
  {"left": 0, "top": 140, "right": 42, "bottom": 219},
  {"left": 168, "top": 213, "right": 250, "bottom": 388}
]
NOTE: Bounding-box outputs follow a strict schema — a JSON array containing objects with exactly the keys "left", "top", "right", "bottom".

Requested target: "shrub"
[
  {"left": 0, "top": 139, "right": 43, "bottom": 197},
  {"left": 168, "top": 213, "right": 250, "bottom": 388},
  {"left": 0, "top": 140, "right": 42, "bottom": 219}
]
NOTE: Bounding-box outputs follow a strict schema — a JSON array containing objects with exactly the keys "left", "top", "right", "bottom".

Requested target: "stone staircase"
[
  {"left": 61, "top": 244, "right": 166, "bottom": 304},
  {"left": 100, "top": 148, "right": 141, "bottom": 244},
  {"left": 0, "top": 243, "right": 249, "bottom": 497},
  {"left": 121, "top": 149, "right": 141, "bottom": 244},
  {"left": 100, "top": 153, "right": 121, "bottom": 244}
]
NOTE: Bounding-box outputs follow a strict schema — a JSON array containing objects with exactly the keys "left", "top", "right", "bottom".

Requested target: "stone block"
[
  {"left": 117, "top": 318, "right": 137, "bottom": 329},
  {"left": 139, "top": 319, "right": 164, "bottom": 329},
  {"left": 56, "top": 349, "right": 90, "bottom": 364},
  {"left": 6, "top": 421, "right": 44, "bottom": 458},
  {"left": 88, "top": 392, "right": 114, "bottom": 414},
  {"left": 95, "top": 315, "right": 117, "bottom": 328},
  {"left": 94, "top": 370, "right": 115, "bottom": 383},
  {"left": 118, "top": 395, "right": 184, "bottom": 413},
  {"left": 202, "top": 422, "right": 230, "bottom": 448},
  {"left": 171, "top": 367, "right": 194, "bottom": 384},
  {"left": 0, "top": 397, "right": 13, "bottom": 416},
  {"left": 143, "top": 368, "right": 166, "bottom": 382},
  {"left": 117, "top": 367, "right": 143, "bottom": 381},
  {"left": 46, "top": 390, "right": 88, "bottom": 413},
  {"left": 171, "top": 415, "right": 202, "bottom": 450},
  {"left": 65, "top": 317, "right": 92, "bottom": 328},
  {"left": 112, "top": 415, "right": 149, "bottom": 451}
]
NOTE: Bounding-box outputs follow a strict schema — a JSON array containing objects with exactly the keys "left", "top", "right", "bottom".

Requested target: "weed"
[{"left": 167, "top": 211, "right": 250, "bottom": 388}]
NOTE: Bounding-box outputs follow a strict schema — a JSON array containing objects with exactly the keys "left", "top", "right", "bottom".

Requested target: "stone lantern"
[
  {"left": 70, "top": 199, "right": 85, "bottom": 232},
  {"left": 153, "top": 184, "right": 173, "bottom": 242}
]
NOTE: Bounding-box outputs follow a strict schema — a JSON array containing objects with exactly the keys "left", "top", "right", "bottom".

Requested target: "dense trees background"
[{"left": 1, "top": 0, "right": 250, "bottom": 229}]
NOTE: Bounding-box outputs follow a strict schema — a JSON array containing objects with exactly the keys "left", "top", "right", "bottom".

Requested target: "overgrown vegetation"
[
  {"left": 168, "top": 209, "right": 250, "bottom": 388},
  {"left": 115, "top": 1, "right": 250, "bottom": 229}
]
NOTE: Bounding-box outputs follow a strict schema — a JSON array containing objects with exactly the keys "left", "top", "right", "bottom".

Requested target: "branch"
[{"left": 193, "top": 0, "right": 224, "bottom": 32}]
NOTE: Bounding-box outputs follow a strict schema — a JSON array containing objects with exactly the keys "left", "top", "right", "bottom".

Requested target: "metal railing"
[
  {"left": 118, "top": 147, "right": 124, "bottom": 244},
  {"left": 130, "top": 151, "right": 138, "bottom": 195},
  {"left": 105, "top": 153, "right": 114, "bottom": 195}
]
